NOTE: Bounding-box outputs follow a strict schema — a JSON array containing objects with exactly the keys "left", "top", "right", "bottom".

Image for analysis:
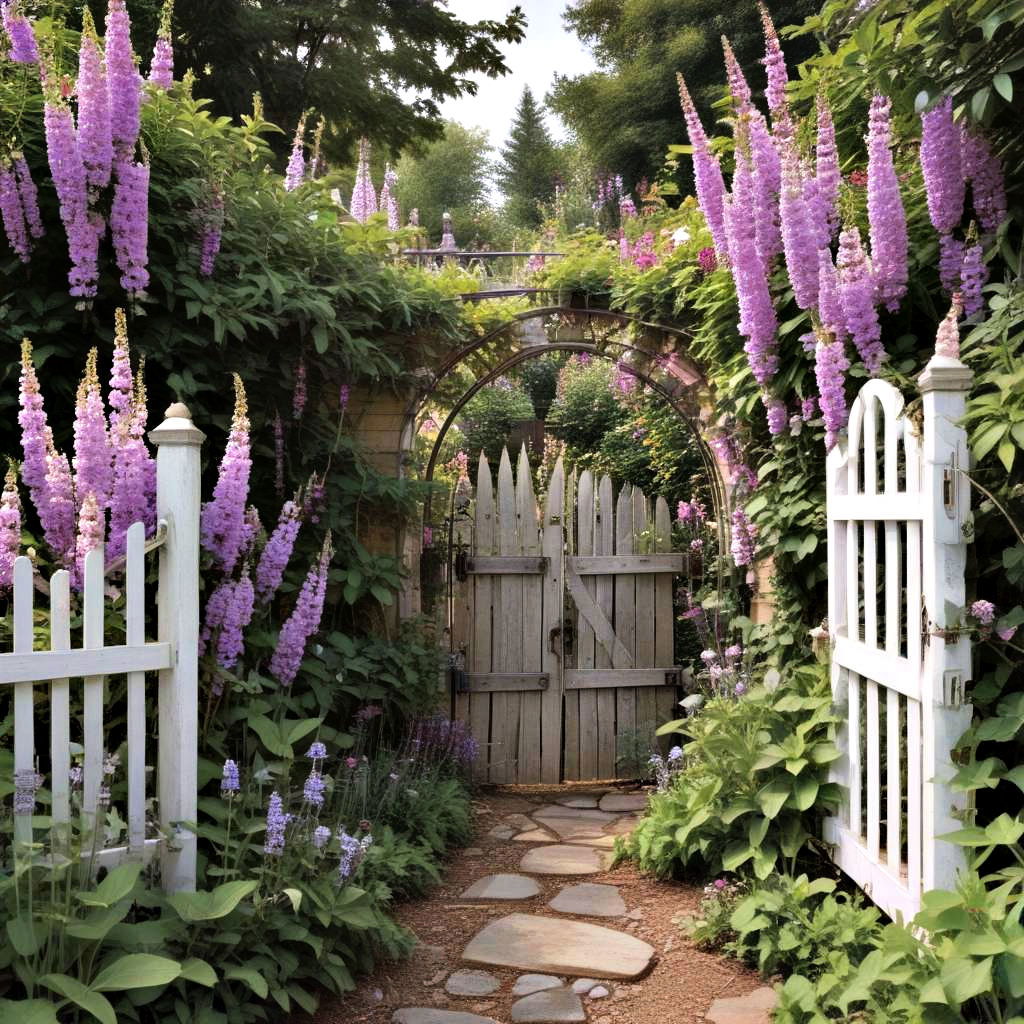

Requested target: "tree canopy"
[
  {"left": 171, "top": 0, "right": 527, "bottom": 160},
  {"left": 547, "top": 0, "right": 819, "bottom": 191},
  {"left": 495, "top": 86, "right": 559, "bottom": 228}
]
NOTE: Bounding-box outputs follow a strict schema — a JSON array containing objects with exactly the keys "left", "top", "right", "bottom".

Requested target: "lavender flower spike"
[
  {"left": 13, "top": 156, "right": 44, "bottom": 242},
  {"left": 0, "top": 464, "right": 21, "bottom": 590},
  {"left": 73, "top": 349, "right": 113, "bottom": 512},
  {"left": 837, "top": 226, "right": 884, "bottom": 375},
  {"left": 263, "top": 791, "right": 289, "bottom": 856},
  {"left": 148, "top": 0, "right": 175, "bottom": 90},
  {"left": 111, "top": 151, "right": 151, "bottom": 294},
  {"left": 920, "top": 96, "right": 965, "bottom": 236},
  {"left": 349, "top": 137, "right": 378, "bottom": 223},
  {"left": 284, "top": 113, "right": 307, "bottom": 192},
  {"left": 778, "top": 138, "right": 819, "bottom": 311},
  {"left": 106, "top": 0, "right": 143, "bottom": 161},
  {"left": 2, "top": 0, "right": 38, "bottom": 64},
  {"left": 254, "top": 499, "right": 302, "bottom": 604},
  {"left": 0, "top": 159, "right": 30, "bottom": 262},
  {"left": 814, "top": 334, "right": 851, "bottom": 450},
  {"left": 220, "top": 758, "right": 240, "bottom": 794},
  {"left": 866, "top": 94, "right": 907, "bottom": 312},
  {"left": 813, "top": 90, "right": 841, "bottom": 247},
  {"left": 78, "top": 9, "right": 114, "bottom": 191},
  {"left": 269, "top": 534, "right": 332, "bottom": 687},
  {"left": 758, "top": 2, "right": 790, "bottom": 119}
]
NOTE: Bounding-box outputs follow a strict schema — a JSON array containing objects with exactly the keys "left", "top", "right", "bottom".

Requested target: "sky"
[{"left": 437, "top": 0, "right": 598, "bottom": 154}]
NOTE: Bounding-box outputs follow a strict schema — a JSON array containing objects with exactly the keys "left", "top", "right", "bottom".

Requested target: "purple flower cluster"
[
  {"left": 72, "top": 351, "right": 112, "bottom": 520},
  {"left": 408, "top": 715, "right": 479, "bottom": 767},
  {"left": 0, "top": 465, "right": 21, "bottom": 590},
  {"left": 837, "top": 227, "right": 884, "bottom": 375},
  {"left": 292, "top": 358, "right": 307, "bottom": 419},
  {"left": 264, "top": 791, "right": 290, "bottom": 856},
  {"left": 0, "top": 159, "right": 31, "bottom": 262},
  {"left": 303, "top": 770, "right": 326, "bottom": 807},
  {"left": 960, "top": 241, "right": 987, "bottom": 317},
  {"left": 349, "top": 137, "right": 378, "bottom": 222},
  {"left": 866, "top": 95, "right": 907, "bottom": 312},
  {"left": 73, "top": 492, "right": 103, "bottom": 589},
  {"left": 812, "top": 91, "right": 841, "bottom": 247},
  {"left": 778, "top": 138, "right": 818, "bottom": 311},
  {"left": 2, "top": 0, "right": 38, "bottom": 64},
  {"left": 306, "top": 741, "right": 327, "bottom": 761},
  {"left": 730, "top": 507, "right": 757, "bottom": 567},
  {"left": 221, "top": 759, "right": 240, "bottom": 794},
  {"left": 106, "top": 0, "right": 143, "bottom": 162},
  {"left": 148, "top": 0, "right": 175, "bottom": 90},
  {"left": 676, "top": 75, "right": 728, "bottom": 259},
  {"left": 764, "top": 396, "right": 788, "bottom": 437},
  {"left": 269, "top": 536, "right": 331, "bottom": 686},
  {"left": 13, "top": 157, "right": 44, "bottom": 243},
  {"left": 200, "top": 375, "right": 252, "bottom": 572},
  {"left": 379, "top": 164, "right": 400, "bottom": 230},
  {"left": 697, "top": 246, "right": 717, "bottom": 273},
  {"left": 970, "top": 600, "right": 996, "bottom": 625},
  {"left": 284, "top": 114, "right": 306, "bottom": 192},
  {"left": 920, "top": 97, "right": 964, "bottom": 236},
  {"left": 961, "top": 127, "right": 1006, "bottom": 234},
  {"left": 78, "top": 12, "right": 113, "bottom": 192},
  {"left": 814, "top": 336, "right": 851, "bottom": 450},
  {"left": 934, "top": 299, "right": 962, "bottom": 359},
  {"left": 337, "top": 830, "right": 372, "bottom": 882},
  {"left": 216, "top": 573, "right": 254, "bottom": 670},
  {"left": 627, "top": 231, "right": 657, "bottom": 269},
  {"left": 111, "top": 156, "right": 151, "bottom": 293},
  {"left": 759, "top": 2, "right": 788, "bottom": 116},
  {"left": 254, "top": 499, "right": 301, "bottom": 604},
  {"left": 197, "top": 185, "right": 225, "bottom": 277},
  {"left": 313, "top": 825, "right": 332, "bottom": 849}
]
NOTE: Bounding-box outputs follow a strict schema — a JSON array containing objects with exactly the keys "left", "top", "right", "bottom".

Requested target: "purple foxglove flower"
[
  {"left": 814, "top": 336, "right": 851, "bottom": 450},
  {"left": 866, "top": 95, "right": 907, "bottom": 311},
  {"left": 920, "top": 96, "right": 964, "bottom": 236},
  {"left": 238, "top": 505, "right": 262, "bottom": 560},
  {"left": 677, "top": 500, "right": 692, "bottom": 522},
  {"left": 108, "top": 308, "right": 134, "bottom": 433},
  {"left": 306, "top": 741, "right": 327, "bottom": 761},
  {"left": 148, "top": 0, "right": 175, "bottom": 91},
  {"left": 18, "top": 339, "right": 51, "bottom": 517},
  {"left": 13, "top": 156, "right": 43, "bottom": 241},
  {"left": 935, "top": 298, "right": 962, "bottom": 359},
  {"left": 273, "top": 411, "right": 285, "bottom": 497},
  {"left": 2, "top": 0, "right": 38, "bottom": 64},
  {"left": 73, "top": 349, "right": 113, "bottom": 512},
  {"left": 764, "top": 396, "right": 788, "bottom": 436},
  {"left": 254, "top": 499, "right": 301, "bottom": 604},
  {"left": 111, "top": 155, "right": 150, "bottom": 294},
  {"left": 961, "top": 127, "right": 1006, "bottom": 234},
  {"left": 970, "top": 599, "right": 996, "bottom": 625},
  {"left": 199, "top": 578, "right": 233, "bottom": 658},
  {"left": 722, "top": 36, "right": 753, "bottom": 114},
  {"left": 73, "top": 491, "right": 104, "bottom": 590},
  {"left": 0, "top": 464, "right": 21, "bottom": 589},
  {"left": 938, "top": 233, "right": 965, "bottom": 295},
  {"left": 801, "top": 396, "right": 817, "bottom": 421},
  {"left": 960, "top": 241, "right": 987, "bottom": 317},
  {"left": 108, "top": 398, "right": 156, "bottom": 560},
  {"left": 303, "top": 770, "right": 326, "bottom": 807},
  {"left": 269, "top": 535, "right": 331, "bottom": 687},
  {"left": 105, "top": 0, "right": 143, "bottom": 161},
  {"left": 292, "top": 358, "right": 307, "bottom": 419},
  {"left": 263, "top": 791, "right": 289, "bottom": 856},
  {"left": 812, "top": 91, "right": 841, "bottom": 247},
  {"left": 78, "top": 11, "right": 113, "bottom": 191},
  {"left": 216, "top": 573, "right": 254, "bottom": 670},
  {"left": 759, "top": 2, "right": 789, "bottom": 117},
  {"left": 220, "top": 758, "right": 240, "bottom": 794},
  {"left": 837, "top": 226, "right": 884, "bottom": 375},
  {"left": 730, "top": 507, "right": 757, "bottom": 567},
  {"left": 778, "top": 139, "right": 819, "bottom": 311},
  {"left": 200, "top": 375, "right": 252, "bottom": 572},
  {"left": 749, "top": 114, "right": 782, "bottom": 266},
  {"left": 0, "top": 159, "right": 30, "bottom": 262},
  {"left": 817, "top": 248, "right": 847, "bottom": 343},
  {"left": 349, "top": 137, "right": 378, "bottom": 222},
  {"left": 284, "top": 114, "right": 306, "bottom": 192},
  {"left": 723, "top": 134, "right": 779, "bottom": 386},
  {"left": 379, "top": 164, "right": 400, "bottom": 230},
  {"left": 313, "top": 825, "right": 331, "bottom": 849}
]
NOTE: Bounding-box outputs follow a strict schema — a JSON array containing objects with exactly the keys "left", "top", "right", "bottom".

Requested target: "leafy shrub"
[
  {"left": 457, "top": 381, "right": 536, "bottom": 466},
  {"left": 625, "top": 663, "right": 840, "bottom": 880}
]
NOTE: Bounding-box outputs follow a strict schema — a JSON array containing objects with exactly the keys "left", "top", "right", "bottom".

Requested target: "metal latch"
[{"left": 664, "top": 670, "right": 681, "bottom": 686}]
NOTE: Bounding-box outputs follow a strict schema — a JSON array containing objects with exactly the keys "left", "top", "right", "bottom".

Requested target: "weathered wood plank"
[
  {"left": 595, "top": 475, "right": 616, "bottom": 779},
  {"left": 452, "top": 510, "right": 474, "bottom": 732},
  {"left": 496, "top": 448, "right": 522, "bottom": 784},
  {"left": 614, "top": 486, "right": 636, "bottom": 776},
  {"left": 467, "top": 555, "right": 548, "bottom": 574},
  {"left": 471, "top": 453, "right": 494, "bottom": 782},
  {"left": 517, "top": 446, "right": 543, "bottom": 784},
  {"left": 573, "top": 471, "right": 596, "bottom": 781},
  {"left": 633, "top": 487, "right": 657, "bottom": 759},
  {"left": 540, "top": 458, "right": 565, "bottom": 784},
  {"left": 568, "top": 554, "right": 685, "bottom": 575},
  {"left": 653, "top": 497, "right": 677, "bottom": 742},
  {"left": 467, "top": 673, "right": 550, "bottom": 692},
  {"left": 564, "top": 669, "right": 682, "bottom": 689},
  {"left": 564, "top": 563, "right": 633, "bottom": 670}
]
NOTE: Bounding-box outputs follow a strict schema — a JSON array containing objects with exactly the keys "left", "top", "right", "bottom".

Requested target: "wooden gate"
[
  {"left": 451, "top": 447, "right": 682, "bottom": 783},
  {"left": 824, "top": 353, "right": 974, "bottom": 921}
]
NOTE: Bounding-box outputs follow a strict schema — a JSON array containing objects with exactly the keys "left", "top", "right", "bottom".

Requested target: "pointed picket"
[{"left": 517, "top": 445, "right": 543, "bottom": 784}]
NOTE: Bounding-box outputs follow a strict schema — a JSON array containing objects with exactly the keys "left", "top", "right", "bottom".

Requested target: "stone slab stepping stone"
[
  {"left": 461, "top": 874, "right": 542, "bottom": 900},
  {"left": 488, "top": 825, "right": 516, "bottom": 840},
  {"left": 513, "top": 974, "right": 565, "bottom": 997},
  {"left": 567, "top": 834, "right": 617, "bottom": 849},
  {"left": 511, "top": 988, "right": 585, "bottom": 1023},
  {"left": 549, "top": 883, "right": 626, "bottom": 918},
  {"left": 520, "top": 845, "right": 610, "bottom": 875},
  {"left": 598, "top": 793, "right": 648, "bottom": 813},
  {"left": 707, "top": 987, "right": 778, "bottom": 1024},
  {"left": 534, "top": 805, "right": 616, "bottom": 823},
  {"left": 514, "top": 828, "right": 557, "bottom": 843},
  {"left": 463, "top": 913, "right": 656, "bottom": 980},
  {"left": 393, "top": 1010, "right": 499, "bottom": 1024},
  {"left": 531, "top": 818, "right": 607, "bottom": 841},
  {"left": 505, "top": 813, "right": 536, "bottom": 830},
  {"left": 606, "top": 815, "right": 642, "bottom": 835},
  {"left": 445, "top": 970, "right": 500, "bottom": 997},
  {"left": 555, "top": 796, "right": 599, "bottom": 809}
]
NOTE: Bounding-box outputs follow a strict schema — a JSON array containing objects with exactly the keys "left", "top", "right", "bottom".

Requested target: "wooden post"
[
  {"left": 918, "top": 352, "right": 974, "bottom": 894},
  {"left": 150, "top": 402, "right": 205, "bottom": 893}
]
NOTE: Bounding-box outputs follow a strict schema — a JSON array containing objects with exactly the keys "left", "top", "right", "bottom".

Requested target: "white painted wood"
[
  {"left": 848, "top": 671, "right": 862, "bottom": 838},
  {"left": 866, "top": 678, "right": 880, "bottom": 859},
  {"left": 0, "top": 643, "right": 172, "bottom": 684},
  {"left": 827, "top": 493, "right": 925, "bottom": 521},
  {"left": 907, "top": 697, "right": 923, "bottom": 894},
  {"left": 151, "top": 402, "right": 205, "bottom": 893},
  {"left": 833, "top": 637, "right": 919, "bottom": 701},
  {"left": 886, "top": 689, "right": 901, "bottom": 874},
  {"left": 82, "top": 546, "right": 106, "bottom": 826},
  {"left": 126, "top": 522, "right": 147, "bottom": 857},
  {"left": 12, "top": 556, "right": 35, "bottom": 846},
  {"left": 49, "top": 570, "right": 72, "bottom": 851}
]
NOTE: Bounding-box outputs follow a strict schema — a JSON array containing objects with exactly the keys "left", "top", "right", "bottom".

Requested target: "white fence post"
[
  {"left": 149, "top": 401, "right": 205, "bottom": 893},
  {"left": 919, "top": 352, "right": 974, "bottom": 894}
]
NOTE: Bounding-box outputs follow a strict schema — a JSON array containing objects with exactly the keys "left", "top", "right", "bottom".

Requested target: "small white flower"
[{"left": 671, "top": 226, "right": 691, "bottom": 245}]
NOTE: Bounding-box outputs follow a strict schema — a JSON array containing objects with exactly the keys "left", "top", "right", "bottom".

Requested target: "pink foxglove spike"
[{"left": 934, "top": 295, "right": 963, "bottom": 359}]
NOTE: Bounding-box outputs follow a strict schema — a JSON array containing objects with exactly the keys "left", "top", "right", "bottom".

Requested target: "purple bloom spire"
[
  {"left": 254, "top": 499, "right": 302, "bottom": 604},
  {"left": 108, "top": 308, "right": 133, "bottom": 433},
  {"left": 758, "top": 2, "right": 790, "bottom": 119},
  {"left": 197, "top": 184, "right": 224, "bottom": 276},
  {"left": 722, "top": 36, "right": 753, "bottom": 113},
  {"left": 814, "top": 335, "right": 851, "bottom": 450},
  {"left": 303, "top": 769, "right": 326, "bottom": 807},
  {"left": 778, "top": 138, "right": 818, "bottom": 311},
  {"left": 0, "top": 158, "right": 30, "bottom": 262},
  {"left": 349, "top": 137, "right": 378, "bottom": 223},
  {"left": 292, "top": 357, "right": 306, "bottom": 419},
  {"left": 200, "top": 375, "right": 252, "bottom": 572},
  {"left": 73, "top": 349, "right": 112, "bottom": 512},
  {"left": 73, "top": 491, "right": 104, "bottom": 589},
  {"left": 13, "top": 156, "right": 44, "bottom": 242},
  {"left": 723, "top": 129, "right": 778, "bottom": 385},
  {"left": 764, "top": 396, "right": 788, "bottom": 436},
  {"left": 78, "top": 10, "right": 113, "bottom": 192},
  {"left": 18, "top": 339, "right": 51, "bottom": 516},
  {"left": 45, "top": 443, "right": 76, "bottom": 568},
  {"left": 960, "top": 240, "right": 987, "bottom": 317},
  {"left": 215, "top": 572, "right": 255, "bottom": 669},
  {"left": 263, "top": 791, "right": 289, "bottom": 856},
  {"left": 199, "top": 578, "right": 232, "bottom": 659},
  {"left": 2, "top": 0, "right": 38, "bottom": 64},
  {"left": 817, "top": 247, "right": 847, "bottom": 343},
  {"left": 866, "top": 94, "right": 907, "bottom": 312},
  {"left": 961, "top": 127, "right": 1006, "bottom": 234},
  {"left": 105, "top": 0, "right": 143, "bottom": 162},
  {"left": 837, "top": 226, "right": 884, "bottom": 375},
  {"left": 270, "top": 535, "right": 332, "bottom": 687},
  {"left": 284, "top": 113, "right": 306, "bottom": 192},
  {"left": 111, "top": 151, "right": 151, "bottom": 294},
  {"left": 148, "top": 0, "right": 175, "bottom": 89},
  {"left": 379, "top": 163, "right": 400, "bottom": 230},
  {"left": 730, "top": 507, "right": 757, "bottom": 567},
  {"left": 920, "top": 96, "right": 965, "bottom": 236},
  {"left": 676, "top": 73, "right": 728, "bottom": 258},
  {"left": 220, "top": 759, "right": 240, "bottom": 794},
  {"left": 812, "top": 90, "right": 841, "bottom": 247},
  {"left": 0, "top": 464, "right": 21, "bottom": 590}
]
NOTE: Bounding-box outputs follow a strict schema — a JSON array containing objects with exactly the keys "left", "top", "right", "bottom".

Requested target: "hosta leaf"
[
  {"left": 169, "top": 880, "right": 258, "bottom": 922},
  {"left": 78, "top": 863, "right": 142, "bottom": 908},
  {"left": 91, "top": 954, "right": 182, "bottom": 992},
  {"left": 39, "top": 974, "right": 117, "bottom": 1024},
  {"left": 224, "top": 965, "right": 269, "bottom": 999}
]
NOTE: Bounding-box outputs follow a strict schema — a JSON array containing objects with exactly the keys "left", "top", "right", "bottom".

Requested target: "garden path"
[{"left": 310, "top": 785, "right": 775, "bottom": 1024}]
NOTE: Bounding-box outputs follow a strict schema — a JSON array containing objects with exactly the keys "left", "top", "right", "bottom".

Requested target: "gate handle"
[{"left": 549, "top": 624, "right": 562, "bottom": 656}]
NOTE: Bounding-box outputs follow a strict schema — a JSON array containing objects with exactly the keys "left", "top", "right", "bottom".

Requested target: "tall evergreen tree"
[{"left": 496, "top": 86, "right": 559, "bottom": 228}]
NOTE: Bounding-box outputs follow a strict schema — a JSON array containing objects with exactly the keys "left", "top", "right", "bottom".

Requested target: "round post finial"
[{"left": 165, "top": 401, "right": 192, "bottom": 420}]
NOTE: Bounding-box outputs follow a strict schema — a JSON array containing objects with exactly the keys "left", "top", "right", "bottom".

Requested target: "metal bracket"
[
  {"left": 664, "top": 670, "right": 681, "bottom": 686},
  {"left": 943, "top": 669, "right": 966, "bottom": 708}
]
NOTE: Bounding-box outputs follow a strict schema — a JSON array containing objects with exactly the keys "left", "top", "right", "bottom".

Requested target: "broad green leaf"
[
  {"left": 78, "top": 863, "right": 142, "bottom": 908},
  {"left": 721, "top": 840, "right": 754, "bottom": 871},
  {"left": 6, "top": 914, "right": 40, "bottom": 956},
  {"left": 168, "top": 880, "right": 258, "bottom": 922},
  {"left": 756, "top": 778, "right": 790, "bottom": 819},
  {"left": 0, "top": 1000, "right": 59, "bottom": 1024},
  {"left": 793, "top": 775, "right": 819, "bottom": 811},
  {"left": 179, "top": 958, "right": 218, "bottom": 987},
  {"left": 940, "top": 954, "right": 992, "bottom": 1004},
  {"left": 224, "top": 965, "right": 269, "bottom": 999},
  {"left": 91, "top": 954, "right": 182, "bottom": 992},
  {"left": 282, "top": 888, "right": 303, "bottom": 913},
  {"left": 984, "top": 814, "right": 1024, "bottom": 845},
  {"left": 39, "top": 974, "right": 117, "bottom": 1024}
]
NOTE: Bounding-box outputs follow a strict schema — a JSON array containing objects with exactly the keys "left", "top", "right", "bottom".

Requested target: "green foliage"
[
  {"left": 546, "top": 358, "right": 627, "bottom": 459},
  {"left": 533, "top": 232, "right": 618, "bottom": 298},
  {"left": 458, "top": 380, "right": 536, "bottom": 467},
  {"left": 626, "top": 663, "right": 840, "bottom": 880},
  {"left": 495, "top": 86, "right": 559, "bottom": 229}
]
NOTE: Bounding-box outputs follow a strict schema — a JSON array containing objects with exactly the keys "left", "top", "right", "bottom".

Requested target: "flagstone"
[
  {"left": 462, "top": 913, "right": 656, "bottom": 979},
  {"left": 566, "top": 834, "right": 617, "bottom": 849},
  {"left": 505, "top": 813, "right": 536, "bottom": 830},
  {"left": 510, "top": 988, "right": 586, "bottom": 1022},
  {"left": 445, "top": 970, "right": 501, "bottom": 997},
  {"left": 519, "top": 845, "right": 611, "bottom": 875},
  {"left": 512, "top": 974, "right": 566, "bottom": 997},
  {"left": 555, "top": 796, "right": 599, "bottom": 809},
  {"left": 605, "top": 815, "right": 642, "bottom": 835},
  {"left": 534, "top": 805, "right": 616, "bottom": 823},
  {"left": 530, "top": 817, "right": 607, "bottom": 841},
  {"left": 392, "top": 1010, "right": 499, "bottom": 1024},
  {"left": 513, "top": 828, "right": 557, "bottom": 843},
  {"left": 707, "top": 987, "right": 778, "bottom": 1024},
  {"left": 598, "top": 793, "right": 648, "bottom": 813},
  {"left": 548, "top": 883, "right": 626, "bottom": 918},
  {"left": 460, "top": 874, "right": 542, "bottom": 900}
]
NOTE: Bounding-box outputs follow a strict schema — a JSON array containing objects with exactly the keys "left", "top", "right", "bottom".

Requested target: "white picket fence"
[
  {"left": 2, "top": 403, "right": 204, "bottom": 892},
  {"left": 824, "top": 352, "right": 974, "bottom": 921}
]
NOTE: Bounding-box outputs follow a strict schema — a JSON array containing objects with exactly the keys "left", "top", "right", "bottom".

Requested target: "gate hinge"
[{"left": 943, "top": 669, "right": 967, "bottom": 708}]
